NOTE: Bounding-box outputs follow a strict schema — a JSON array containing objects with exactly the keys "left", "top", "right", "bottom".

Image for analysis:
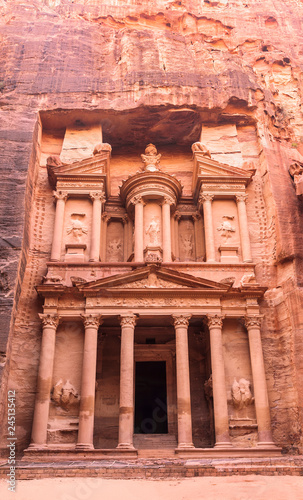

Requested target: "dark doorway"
[{"left": 134, "top": 361, "right": 168, "bottom": 434}]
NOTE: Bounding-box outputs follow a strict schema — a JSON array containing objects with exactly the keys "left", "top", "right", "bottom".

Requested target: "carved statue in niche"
[
  {"left": 141, "top": 144, "right": 161, "bottom": 172},
  {"left": 204, "top": 375, "right": 213, "bottom": 401},
  {"left": 217, "top": 215, "right": 236, "bottom": 243},
  {"left": 146, "top": 216, "right": 161, "bottom": 245},
  {"left": 191, "top": 142, "right": 212, "bottom": 158},
  {"left": 231, "top": 378, "right": 254, "bottom": 411},
  {"left": 66, "top": 213, "right": 88, "bottom": 241},
  {"left": 180, "top": 233, "right": 194, "bottom": 259},
  {"left": 51, "top": 379, "right": 79, "bottom": 411},
  {"left": 107, "top": 238, "right": 123, "bottom": 261}
]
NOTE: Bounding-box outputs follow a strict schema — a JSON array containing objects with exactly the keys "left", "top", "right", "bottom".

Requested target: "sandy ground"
[{"left": 1, "top": 476, "right": 303, "bottom": 500}]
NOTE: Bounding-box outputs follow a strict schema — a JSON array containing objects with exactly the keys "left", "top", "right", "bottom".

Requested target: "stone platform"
[{"left": 1, "top": 456, "right": 302, "bottom": 480}]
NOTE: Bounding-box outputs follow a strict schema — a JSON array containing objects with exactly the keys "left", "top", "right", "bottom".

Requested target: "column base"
[
  {"left": 27, "top": 443, "right": 48, "bottom": 450},
  {"left": 257, "top": 441, "right": 278, "bottom": 449},
  {"left": 116, "top": 443, "right": 135, "bottom": 450},
  {"left": 75, "top": 443, "right": 94, "bottom": 451},
  {"left": 177, "top": 443, "right": 195, "bottom": 449},
  {"left": 214, "top": 441, "right": 233, "bottom": 448}
]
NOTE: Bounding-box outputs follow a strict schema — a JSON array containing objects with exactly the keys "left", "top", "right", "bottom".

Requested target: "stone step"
[
  {"left": 134, "top": 434, "right": 177, "bottom": 449},
  {"left": 137, "top": 449, "right": 176, "bottom": 458}
]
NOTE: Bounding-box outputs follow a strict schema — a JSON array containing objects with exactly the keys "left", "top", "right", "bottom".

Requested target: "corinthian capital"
[
  {"left": 207, "top": 314, "right": 223, "bottom": 329},
  {"left": 53, "top": 190, "right": 68, "bottom": 202},
  {"left": 39, "top": 313, "right": 60, "bottom": 329},
  {"left": 199, "top": 193, "right": 214, "bottom": 203},
  {"left": 236, "top": 194, "right": 248, "bottom": 203},
  {"left": 172, "top": 314, "right": 192, "bottom": 328},
  {"left": 81, "top": 314, "right": 103, "bottom": 328},
  {"left": 245, "top": 315, "right": 262, "bottom": 330},
  {"left": 119, "top": 314, "right": 138, "bottom": 328},
  {"left": 89, "top": 191, "right": 106, "bottom": 202}
]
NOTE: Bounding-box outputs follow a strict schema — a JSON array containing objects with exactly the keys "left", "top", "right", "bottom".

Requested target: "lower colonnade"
[{"left": 27, "top": 310, "right": 279, "bottom": 458}]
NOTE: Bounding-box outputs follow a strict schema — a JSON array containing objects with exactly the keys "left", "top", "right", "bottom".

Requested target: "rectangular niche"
[{"left": 178, "top": 218, "right": 196, "bottom": 261}]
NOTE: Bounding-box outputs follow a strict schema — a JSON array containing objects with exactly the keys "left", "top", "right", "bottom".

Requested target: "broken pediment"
[
  {"left": 76, "top": 265, "right": 231, "bottom": 293},
  {"left": 192, "top": 148, "right": 255, "bottom": 200},
  {"left": 47, "top": 146, "right": 111, "bottom": 195}
]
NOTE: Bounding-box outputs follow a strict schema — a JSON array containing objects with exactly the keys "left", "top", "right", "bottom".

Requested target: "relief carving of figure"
[
  {"left": 146, "top": 217, "right": 161, "bottom": 245},
  {"left": 107, "top": 238, "right": 123, "bottom": 261},
  {"left": 191, "top": 142, "right": 212, "bottom": 158},
  {"left": 180, "top": 233, "right": 194, "bottom": 259},
  {"left": 141, "top": 143, "right": 161, "bottom": 172},
  {"left": 52, "top": 379, "right": 79, "bottom": 411},
  {"left": 217, "top": 215, "right": 236, "bottom": 242},
  {"left": 231, "top": 378, "right": 254, "bottom": 410},
  {"left": 66, "top": 213, "right": 88, "bottom": 241}
]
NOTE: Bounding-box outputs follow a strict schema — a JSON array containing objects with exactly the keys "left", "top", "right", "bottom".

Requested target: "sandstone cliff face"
[{"left": 0, "top": 0, "right": 303, "bottom": 454}]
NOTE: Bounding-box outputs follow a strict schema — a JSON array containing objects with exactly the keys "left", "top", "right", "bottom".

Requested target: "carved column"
[
  {"left": 236, "top": 194, "right": 252, "bottom": 263},
  {"left": 172, "top": 314, "right": 194, "bottom": 448},
  {"left": 117, "top": 314, "right": 137, "bottom": 449},
  {"left": 162, "top": 197, "right": 173, "bottom": 262},
  {"left": 122, "top": 215, "right": 129, "bottom": 261},
  {"left": 89, "top": 191, "right": 105, "bottom": 262},
  {"left": 200, "top": 194, "right": 216, "bottom": 262},
  {"left": 50, "top": 190, "right": 68, "bottom": 261},
  {"left": 192, "top": 212, "right": 202, "bottom": 261},
  {"left": 245, "top": 316, "right": 275, "bottom": 446},
  {"left": 174, "top": 211, "right": 181, "bottom": 260},
  {"left": 30, "top": 314, "right": 59, "bottom": 448},
  {"left": 133, "top": 196, "right": 144, "bottom": 262},
  {"left": 207, "top": 315, "right": 232, "bottom": 447},
  {"left": 101, "top": 212, "right": 110, "bottom": 262},
  {"left": 76, "top": 314, "right": 102, "bottom": 450}
]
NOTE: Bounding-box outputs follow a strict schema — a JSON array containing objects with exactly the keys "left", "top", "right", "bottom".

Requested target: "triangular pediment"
[
  {"left": 47, "top": 151, "right": 110, "bottom": 188},
  {"left": 77, "top": 265, "right": 231, "bottom": 293}
]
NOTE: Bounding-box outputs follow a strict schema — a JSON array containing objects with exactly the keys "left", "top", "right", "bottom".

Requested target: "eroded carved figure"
[
  {"left": 66, "top": 213, "right": 88, "bottom": 241},
  {"left": 146, "top": 217, "right": 161, "bottom": 245},
  {"left": 108, "top": 238, "right": 123, "bottom": 261},
  {"left": 231, "top": 378, "right": 254, "bottom": 410},
  {"left": 217, "top": 216, "right": 236, "bottom": 242},
  {"left": 141, "top": 143, "right": 161, "bottom": 171},
  {"left": 191, "top": 142, "right": 212, "bottom": 158},
  {"left": 180, "top": 233, "right": 194, "bottom": 259},
  {"left": 52, "top": 379, "right": 79, "bottom": 410},
  {"left": 93, "top": 143, "right": 112, "bottom": 155}
]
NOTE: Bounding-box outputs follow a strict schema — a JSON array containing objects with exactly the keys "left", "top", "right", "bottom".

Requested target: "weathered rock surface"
[{"left": 0, "top": 0, "right": 303, "bottom": 456}]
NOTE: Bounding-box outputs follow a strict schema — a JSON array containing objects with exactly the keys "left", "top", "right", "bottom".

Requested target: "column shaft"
[
  {"left": 173, "top": 314, "right": 194, "bottom": 448},
  {"left": 134, "top": 198, "right": 144, "bottom": 262},
  {"left": 76, "top": 315, "right": 102, "bottom": 450},
  {"left": 101, "top": 213, "right": 109, "bottom": 262},
  {"left": 162, "top": 199, "right": 172, "bottom": 262},
  {"left": 90, "top": 192, "right": 104, "bottom": 262},
  {"left": 50, "top": 191, "right": 67, "bottom": 261},
  {"left": 237, "top": 195, "right": 252, "bottom": 262},
  {"left": 246, "top": 317, "right": 275, "bottom": 446},
  {"left": 30, "top": 314, "right": 59, "bottom": 448},
  {"left": 117, "top": 314, "right": 137, "bottom": 449},
  {"left": 174, "top": 212, "right": 180, "bottom": 260},
  {"left": 208, "top": 315, "right": 232, "bottom": 447},
  {"left": 123, "top": 216, "right": 129, "bottom": 261},
  {"left": 201, "top": 194, "right": 216, "bottom": 262}
]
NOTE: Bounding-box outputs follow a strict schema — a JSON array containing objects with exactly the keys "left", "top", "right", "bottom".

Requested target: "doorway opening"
[{"left": 134, "top": 361, "right": 168, "bottom": 434}]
